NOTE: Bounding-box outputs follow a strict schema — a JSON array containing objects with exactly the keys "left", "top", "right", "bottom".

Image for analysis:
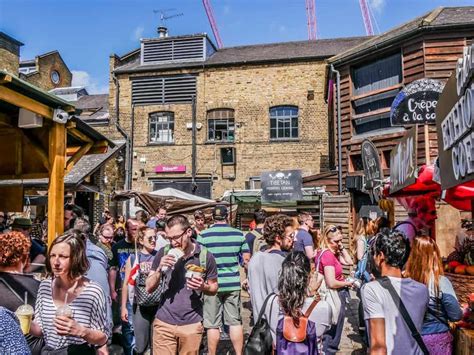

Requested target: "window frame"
[
  {"left": 269, "top": 105, "right": 299, "bottom": 141},
  {"left": 148, "top": 111, "right": 175, "bottom": 145},
  {"left": 207, "top": 109, "right": 235, "bottom": 143}
]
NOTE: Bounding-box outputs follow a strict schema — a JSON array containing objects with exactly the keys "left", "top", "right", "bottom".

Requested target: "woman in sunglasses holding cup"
[
  {"left": 121, "top": 226, "right": 158, "bottom": 355},
  {"left": 315, "top": 224, "right": 354, "bottom": 354}
]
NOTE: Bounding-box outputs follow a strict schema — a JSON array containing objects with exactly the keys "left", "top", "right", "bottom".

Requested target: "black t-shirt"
[
  {"left": 110, "top": 239, "right": 135, "bottom": 282},
  {"left": 0, "top": 272, "right": 40, "bottom": 312}
]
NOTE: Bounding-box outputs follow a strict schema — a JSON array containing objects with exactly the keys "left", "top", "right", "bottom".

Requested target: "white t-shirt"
[{"left": 362, "top": 277, "right": 429, "bottom": 355}]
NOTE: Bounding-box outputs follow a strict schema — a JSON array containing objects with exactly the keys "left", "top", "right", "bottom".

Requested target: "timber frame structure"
[{"left": 0, "top": 71, "right": 111, "bottom": 245}]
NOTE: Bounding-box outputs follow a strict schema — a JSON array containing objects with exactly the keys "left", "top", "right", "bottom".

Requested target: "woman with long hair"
[
  {"left": 315, "top": 225, "right": 353, "bottom": 354},
  {"left": 351, "top": 217, "right": 375, "bottom": 283},
  {"left": 30, "top": 232, "right": 108, "bottom": 354},
  {"left": 121, "top": 226, "right": 158, "bottom": 355},
  {"left": 262, "top": 251, "right": 332, "bottom": 352},
  {"left": 405, "top": 236, "right": 463, "bottom": 355}
]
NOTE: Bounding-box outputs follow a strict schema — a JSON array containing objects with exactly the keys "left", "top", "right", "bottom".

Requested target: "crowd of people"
[{"left": 0, "top": 202, "right": 466, "bottom": 355}]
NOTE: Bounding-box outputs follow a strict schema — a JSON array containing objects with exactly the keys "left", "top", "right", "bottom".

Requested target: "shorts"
[{"left": 203, "top": 290, "right": 242, "bottom": 328}]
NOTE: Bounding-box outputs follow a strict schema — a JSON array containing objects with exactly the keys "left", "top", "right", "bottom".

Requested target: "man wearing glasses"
[{"left": 146, "top": 215, "right": 218, "bottom": 355}]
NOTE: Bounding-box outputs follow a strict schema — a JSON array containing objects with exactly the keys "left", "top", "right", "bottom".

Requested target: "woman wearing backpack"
[
  {"left": 260, "top": 251, "right": 332, "bottom": 354},
  {"left": 121, "top": 226, "right": 158, "bottom": 354},
  {"left": 315, "top": 225, "right": 354, "bottom": 354},
  {"left": 405, "top": 236, "right": 463, "bottom": 355}
]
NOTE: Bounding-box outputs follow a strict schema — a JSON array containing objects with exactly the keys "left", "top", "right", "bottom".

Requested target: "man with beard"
[{"left": 247, "top": 214, "right": 295, "bottom": 319}]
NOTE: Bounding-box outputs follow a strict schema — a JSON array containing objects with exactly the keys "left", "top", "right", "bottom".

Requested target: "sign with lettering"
[
  {"left": 390, "top": 125, "right": 418, "bottom": 194},
  {"left": 154, "top": 165, "right": 186, "bottom": 173},
  {"left": 361, "top": 140, "right": 384, "bottom": 202},
  {"left": 436, "top": 44, "right": 474, "bottom": 190},
  {"left": 261, "top": 170, "right": 303, "bottom": 202},
  {"left": 390, "top": 79, "right": 444, "bottom": 126}
]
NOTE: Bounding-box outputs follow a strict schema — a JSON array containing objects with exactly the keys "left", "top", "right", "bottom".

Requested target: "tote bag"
[{"left": 315, "top": 249, "right": 341, "bottom": 325}]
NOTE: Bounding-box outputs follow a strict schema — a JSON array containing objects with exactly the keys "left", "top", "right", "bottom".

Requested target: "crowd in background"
[{"left": 0, "top": 203, "right": 467, "bottom": 355}]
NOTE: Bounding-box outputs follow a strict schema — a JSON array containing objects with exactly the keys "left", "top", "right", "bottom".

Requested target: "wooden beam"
[
  {"left": 0, "top": 85, "right": 54, "bottom": 119},
  {"left": 0, "top": 173, "right": 49, "bottom": 179},
  {"left": 0, "top": 74, "right": 13, "bottom": 85},
  {"left": 22, "top": 131, "right": 50, "bottom": 171},
  {"left": 66, "top": 140, "right": 108, "bottom": 155},
  {"left": 67, "top": 127, "right": 93, "bottom": 144},
  {"left": 47, "top": 122, "right": 66, "bottom": 247},
  {"left": 65, "top": 142, "right": 93, "bottom": 174},
  {"left": 15, "top": 131, "right": 22, "bottom": 176}
]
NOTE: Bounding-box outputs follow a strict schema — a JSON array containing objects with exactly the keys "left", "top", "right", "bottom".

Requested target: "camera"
[{"left": 52, "top": 109, "right": 70, "bottom": 124}]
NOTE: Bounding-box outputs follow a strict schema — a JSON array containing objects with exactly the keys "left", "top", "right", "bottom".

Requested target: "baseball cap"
[{"left": 213, "top": 205, "right": 228, "bottom": 220}]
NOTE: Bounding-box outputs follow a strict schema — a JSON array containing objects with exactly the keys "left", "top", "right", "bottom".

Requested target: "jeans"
[
  {"left": 122, "top": 301, "right": 135, "bottom": 355},
  {"left": 322, "top": 288, "right": 349, "bottom": 354},
  {"left": 133, "top": 304, "right": 158, "bottom": 354}
]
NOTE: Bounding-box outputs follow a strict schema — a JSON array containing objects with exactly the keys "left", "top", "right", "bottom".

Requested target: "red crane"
[
  {"left": 202, "top": 0, "right": 223, "bottom": 48},
  {"left": 305, "top": 0, "right": 318, "bottom": 40},
  {"left": 359, "top": 0, "right": 374, "bottom": 36}
]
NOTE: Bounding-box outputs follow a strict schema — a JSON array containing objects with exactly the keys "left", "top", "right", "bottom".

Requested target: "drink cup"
[
  {"left": 185, "top": 270, "right": 204, "bottom": 290},
  {"left": 162, "top": 248, "right": 185, "bottom": 272},
  {"left": 55, "top": 304, "right": 73, "bottom": 318},
  {"left": 15, "top": 304, "right": 34, "bottom": 335}
]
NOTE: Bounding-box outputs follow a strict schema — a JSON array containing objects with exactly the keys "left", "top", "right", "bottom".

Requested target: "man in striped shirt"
[{"left": 198, "top": 205, "right": 250, "bottom": 355}]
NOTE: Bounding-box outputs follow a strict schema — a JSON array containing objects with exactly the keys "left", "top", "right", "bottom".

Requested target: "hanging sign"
[
  {"left": 390, "top": 78, "right": 444, "bottom": 126},
  {"left": 261, "top": 170, "right": 303, "bottom": 202},
  {"left": 436, "top": 44, "right": 474, "bottom": 190},
  {"left": 390, "top": 125, "right": 418, "bottom": 194},
  {"left": 361, "top": 140, "right": 384, "bottom": 202}
]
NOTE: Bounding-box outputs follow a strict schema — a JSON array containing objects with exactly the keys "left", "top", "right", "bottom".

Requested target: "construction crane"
[
  {"left": 359, "top": 0, "right": 374, "bottom": 36},
  {"left": 305, "top": 0, "right": 317, "bottom": 40},
  {"left": 202, "top": 0, "right": 223, "bottom": 48}
]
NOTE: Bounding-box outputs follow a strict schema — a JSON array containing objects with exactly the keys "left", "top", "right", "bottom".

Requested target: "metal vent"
[
  {"left": 132, "top": 75, "right": 197, "bottom": 105},
  {"left": 142, "top": 37, "right": 205, "bottom": 64}
]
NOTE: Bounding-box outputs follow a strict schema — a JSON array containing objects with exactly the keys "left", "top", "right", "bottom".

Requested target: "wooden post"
[
  {"left": 424, "top": 124, "right": 431, "bottom": 165},
  {"left": 47, "top": 122, "right": 66, "bottom": 247}
]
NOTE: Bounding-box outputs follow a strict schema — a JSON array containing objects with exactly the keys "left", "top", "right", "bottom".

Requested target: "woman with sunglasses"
[
  {"left": 315, "top": 224, "right": 354, "bottom": 354},
  {"left": 405, "top": 236, "right": 462, "bottom": 355},
  {"left": 121, "top": 226, "right": 158, "bottom": 354}
]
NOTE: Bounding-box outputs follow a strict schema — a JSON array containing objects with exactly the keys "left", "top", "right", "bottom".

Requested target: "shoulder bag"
[
  {"left": 315, "top": 249, "right": 341, "bottom": 325},
  {"left": 376, "top": 277, "right": 429, "bottom": 355},
  {"left": 244, "top": 293, "right": 277, "bottom": 355}
]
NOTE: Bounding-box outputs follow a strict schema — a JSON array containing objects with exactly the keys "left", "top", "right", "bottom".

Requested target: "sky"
[{"left": 1, "top": 0, "right": 473, "bottom": 94}]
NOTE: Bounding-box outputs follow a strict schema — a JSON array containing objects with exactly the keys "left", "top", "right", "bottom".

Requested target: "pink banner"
[{"left": 155, "top": 165, "right": 186, "bottom": 173}]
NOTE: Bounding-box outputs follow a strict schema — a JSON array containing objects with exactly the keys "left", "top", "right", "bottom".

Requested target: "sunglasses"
[{"left": 147, "top": 236, "right": 157, "bottom": 243}]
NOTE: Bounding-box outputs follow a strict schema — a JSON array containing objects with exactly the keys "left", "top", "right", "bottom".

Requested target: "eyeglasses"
[
  {"left": 284, "top": 231, "right": 296, "bottom": 240},
  {"left": 167, "top": 229, "right": 189, "bottom": 241},
  {"left": 147, "top": 236, "right": 157, "bottom": 243},
  {"left": 328, "top": 226, "right": 338, "bottom": 233}
]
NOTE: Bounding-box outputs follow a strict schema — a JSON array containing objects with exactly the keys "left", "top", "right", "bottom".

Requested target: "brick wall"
[
  {"left": 110, "top": 60, "right": 329, "bottom": 198},
  {"left": 0, "top": 48, "right": 19, "bottom": 75},
  {"left": 21, "top": 53, "right": 72, "bottom": 91}
]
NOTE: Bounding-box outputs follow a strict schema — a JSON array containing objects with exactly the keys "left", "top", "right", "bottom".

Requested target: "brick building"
[
  {"left": 19, "top": 50, "right": 72, "bottom": 90},
  {"left": 107, "top": 29, "right": 367, "bottom": 198},
  {"left": 0, "top": 32, "right": 23, "bottom": 75}
]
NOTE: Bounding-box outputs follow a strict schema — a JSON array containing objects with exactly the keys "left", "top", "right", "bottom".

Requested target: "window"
[
  {"left": 149, "top": 112, "right": 174, "bottom": 144},
  {"left": 207, "top": 109, "right": 235, "bottom": 142},
  {"left": 351, "top": 53, "right": 402, "bottom": 135},
  {"left": 270, "top": 106, "right": 299, "bottom": 140}
]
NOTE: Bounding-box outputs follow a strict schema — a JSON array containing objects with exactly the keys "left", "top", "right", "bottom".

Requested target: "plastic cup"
[
  {"left": 15, "top": 304, "right": 34, "bottom": 334},
  {"left": 55, "top": 304, "right": 73, "bottom": 318}
]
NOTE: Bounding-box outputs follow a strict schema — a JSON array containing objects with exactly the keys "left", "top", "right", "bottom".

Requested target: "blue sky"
[{"left": 1, "top": 0, "right": 472, "bottom": 93}]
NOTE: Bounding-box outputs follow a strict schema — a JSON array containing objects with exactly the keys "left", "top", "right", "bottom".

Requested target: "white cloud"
[
  {"left": 132, "top": 26, "right": 144, "bottom": 41},
  {"left": 370, "top": 0, "right": 385, "bottom": 13},
  {"left": 72, "top": 70, "right": 108, "bottom": 94}
]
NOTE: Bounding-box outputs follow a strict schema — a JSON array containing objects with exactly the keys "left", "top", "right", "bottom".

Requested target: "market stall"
[{"left": 0, "top": 71, "right": 111, "bottom": 245}]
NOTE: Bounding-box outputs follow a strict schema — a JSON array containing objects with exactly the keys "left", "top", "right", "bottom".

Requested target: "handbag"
[
  {"left": 376, "top": 277, "right": 429, "bottom": 355},
  {"left": 40, "top": 343, "right": 96, "bottom": 355},
  {"left": 244, "top": 293, "right": 277, "bottom": 355},
  {"left": 315, "top": 250, "right": 341, "bottom": 325}
]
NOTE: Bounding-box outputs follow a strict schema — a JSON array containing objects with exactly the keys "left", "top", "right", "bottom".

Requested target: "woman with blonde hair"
[
  {"left": 315, "top": 225, "right": 353, "bottom": 354},
  {"left": 405, "top": 236, "right": 463, "bottom": 355}
]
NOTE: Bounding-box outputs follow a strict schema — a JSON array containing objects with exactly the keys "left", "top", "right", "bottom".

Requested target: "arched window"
[
  {"left": 269, "top": 106, "right": 299, "bottom": 140},
  {"left": 207, "top": 109, "right": 235, "bottom": 142},
  {"left": 149, "top": 111, "right": 174, "bottom": 144}
]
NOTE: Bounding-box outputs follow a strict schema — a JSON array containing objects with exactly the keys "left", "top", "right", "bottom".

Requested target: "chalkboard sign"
[
  {"left": 261, "top": 170, "right": 303, "bottom": 202},
  {"left": 390, "top": 125, "right": 418, "bottom": 194},
  {"left": 361, "top": 140, "right": 383, "bottom": 202},
  {"left": 390, "top": 79, "right": 444, "bottom": 126}
]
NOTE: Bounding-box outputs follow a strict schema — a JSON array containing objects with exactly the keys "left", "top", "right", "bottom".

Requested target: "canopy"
[
  {"left": 384, "top": 165, "right": 441, "bottom": 198},
  {"left": 113, "top": 188, "right": 229, "bottom": 216}
]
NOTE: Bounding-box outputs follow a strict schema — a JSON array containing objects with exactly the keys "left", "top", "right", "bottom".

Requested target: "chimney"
[
  {"left": 157, "top": 26, "right": 168, "bottom": 38},
  {"left": 0, "top": 32, "right": 23, "bottom": 75}
]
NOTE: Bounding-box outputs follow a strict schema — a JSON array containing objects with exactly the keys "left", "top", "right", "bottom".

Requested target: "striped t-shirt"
[
  {"left": 198, "top": 223, "right": 250, "bottom": 292},
  {"left": 35, "top": 278, "right": 109, "bottom": 350}
]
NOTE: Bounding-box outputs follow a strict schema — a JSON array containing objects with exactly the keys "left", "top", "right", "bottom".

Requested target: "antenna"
[{"left": 153, "top": 8, "right": 184, "bottom": 26}]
